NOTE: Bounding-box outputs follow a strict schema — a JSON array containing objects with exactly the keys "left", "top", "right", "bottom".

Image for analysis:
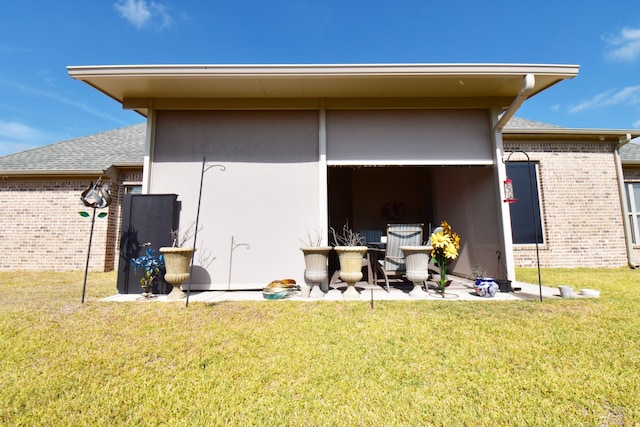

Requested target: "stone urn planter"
[
  {"left": 474, "top": 277, "right": 499, "bottom": 298},
  {"left": 159, "top": 247, "right": 196, "bottom": 300},
  {"left": 400, "top": 246, "right": 431, "bottom": 297},
  {"left": 334, "top": 246, "right": 368, "bottom": 299},
  {"left": 300, "top": 246, "right": 332, "bottom": 298}
]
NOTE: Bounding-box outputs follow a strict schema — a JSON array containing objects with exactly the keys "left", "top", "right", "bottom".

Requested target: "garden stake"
[
  {"left": 81, "top": 207, "right": 96, "bottom": 304},
  {"left": 227, "top": 236, "right": 250, "bottom": 290},
  {"left": 505, "top": 151, "right": 543, "bottom": 301},
  {"left": 79, "top": 178, "right": 111, "bottom": 303},
  {"left": 186, "top": 157, "right": 225, "bottom": 307}
]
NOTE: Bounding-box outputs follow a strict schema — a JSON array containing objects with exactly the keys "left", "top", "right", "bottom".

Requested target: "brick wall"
[
  {"left": 505, "top": 140, "right": 628, "bottom": 268},
  {"left": 0, "top": 170, "right": 142, "bottom": 271}
]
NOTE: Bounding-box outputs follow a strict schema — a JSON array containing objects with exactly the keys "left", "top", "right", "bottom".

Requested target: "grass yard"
[{"left": 0, "top": 268, "right": 639, "bottom": 426}]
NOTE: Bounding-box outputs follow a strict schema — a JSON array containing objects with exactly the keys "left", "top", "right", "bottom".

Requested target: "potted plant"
[
  {"left": 471, "top": 264, "right": 499, "bottom": 298},
  {"left": 130, "top": 247, "right": 165, "bottom": 300},
  {"left": 330, "top": 222, "right": 367, "bottom": 299},
  {"left": 429, "top": 221, "right": 461, "bottom": 297},
  {"left": 400, "top": 245, "right": 432, "bottom": 297},
  {"left": 300, "top": 227, "right": 332, "bottom": 298},
  {"left": 160, "top": 225, "right": 197, "bottom": 300}
]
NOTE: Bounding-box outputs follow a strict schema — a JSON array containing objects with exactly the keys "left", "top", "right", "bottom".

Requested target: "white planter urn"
[
  {"left": 334, "top": 246, "right": 368, "bottom": 299},
  {"left": 400, "top": 246, "right": 431, "bottom": 297},
  {"left": 159, "top": 247, "right": 196, "bottom": 300},
  {"left": 300, "top": 246, "right": 332, "bottom": 298}
]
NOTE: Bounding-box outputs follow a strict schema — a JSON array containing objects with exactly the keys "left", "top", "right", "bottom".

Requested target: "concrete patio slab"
[{"left": 101, "top": 276, "right": 596, "bottom": 303}]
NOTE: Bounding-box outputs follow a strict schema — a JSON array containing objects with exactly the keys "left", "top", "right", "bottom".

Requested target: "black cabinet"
[{"left": 117, "top": 194, "right": 179, "bottom": 294}]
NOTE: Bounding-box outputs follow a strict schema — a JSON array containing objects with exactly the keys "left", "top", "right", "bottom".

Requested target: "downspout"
[
  {"left": 615, "top": 133, "right": 638, "bottom": 268},
  {"left": 495, "top": 74, "right": 536, "bottom": 131},
  {"left": 492, "top": 74, "right": 536, "bottom": 282}
]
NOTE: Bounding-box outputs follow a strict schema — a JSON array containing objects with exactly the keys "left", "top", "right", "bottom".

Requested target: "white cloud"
[
  {"left": 0, "top": 140, "right": 38, "bottom": 157},
  {"left": 0, "top": 121, "right": 46, "bottom": 156},
  {"left": 114, "top": 0, "right": 173, "bottom": 29},
  {"left": 0, "top": 120, "right": 43, "bottom": 141},
  {"left": 569, "top": 85, "right": 640, "bottom": 113},
  {"left": 604, "top": 27, "right": 640, "bottom": 61},
  {"left": 8, "top": 80, "right": 127, "bottom": 124}
]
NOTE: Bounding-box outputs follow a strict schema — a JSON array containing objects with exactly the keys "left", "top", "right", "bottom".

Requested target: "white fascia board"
[
  {"left": 504, "top": 128, "right": 640, "bottom": 138},
  {"left": 68, "top": 63, "right": 580, "bottom": 78}
]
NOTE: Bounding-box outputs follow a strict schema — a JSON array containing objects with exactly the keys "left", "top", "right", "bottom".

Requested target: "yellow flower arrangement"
[{"left": 430, "top": 221, "right": 461, "bottom": 293}]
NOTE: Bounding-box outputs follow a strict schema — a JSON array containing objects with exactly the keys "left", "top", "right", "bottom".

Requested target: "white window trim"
[{"left": 626, "top": 183, "right": 640, "bottom": 245}]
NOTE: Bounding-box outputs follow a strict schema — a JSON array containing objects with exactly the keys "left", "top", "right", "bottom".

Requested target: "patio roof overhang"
[
  {"left": 503, "top": 127, "right": 640, "bottom": 142},
  {"left": 67, "top": 63, "right": 580, "bottom": 116}
]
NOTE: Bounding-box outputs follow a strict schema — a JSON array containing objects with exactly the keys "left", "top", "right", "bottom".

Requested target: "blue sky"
[{"left": 1, "top": 0, "right": 639, "bottom": 156}]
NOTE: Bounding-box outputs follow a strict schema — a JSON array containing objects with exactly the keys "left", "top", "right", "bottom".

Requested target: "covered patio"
[{"left": 68, "top": 63, "right": 580, "bottom": 292}]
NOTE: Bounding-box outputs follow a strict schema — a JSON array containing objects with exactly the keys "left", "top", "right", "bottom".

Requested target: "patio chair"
[
  {"left": 359, "top": 229, "right": 383, "bottom": 248},
  {"left": 375, "top": 223, "right": 424, "bottom": 291},
  {"left": 328, "top": 228, "right": 377, "bottom": 291}
]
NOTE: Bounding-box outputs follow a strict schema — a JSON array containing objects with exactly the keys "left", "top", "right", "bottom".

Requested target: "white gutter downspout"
[
  {"left": 615, "top": 133, "right": 638, "bottom": 268},
  {"left": 495, "top": 74, "right": 536, "bottom": 132},
  {"left": 492, "top": 74, "right": 536, "bottom": 282}
]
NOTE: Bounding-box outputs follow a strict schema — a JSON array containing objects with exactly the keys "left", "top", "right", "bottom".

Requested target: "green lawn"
[{"left": 1, "top": 268, "right": 638, "bottom": 426}]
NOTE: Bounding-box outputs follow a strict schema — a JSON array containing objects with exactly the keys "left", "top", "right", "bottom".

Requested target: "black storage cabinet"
[{"left": 117, "top": 194, "right": 179, "bottom": 294}]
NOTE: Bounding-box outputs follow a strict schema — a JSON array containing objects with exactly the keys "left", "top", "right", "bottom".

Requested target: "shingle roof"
[
  {"left": 0, "top": 123, "right": 145, "bottom": 173},
  {"left": 504, "top": 117, "right": 640, "bottom": 162},
  {"left": 620, "top": 140, "right": 640, "bottom": 162},
  {"left": 503, "top": 117, "right": 565, "bottom": 130},
  {"left": 1, "top": 118, "right": 638, "bottom": 172}
]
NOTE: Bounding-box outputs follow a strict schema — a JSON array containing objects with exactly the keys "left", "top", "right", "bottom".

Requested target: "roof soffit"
[{"left": 68, "top": 63, "right": 579, "bottom": 116}]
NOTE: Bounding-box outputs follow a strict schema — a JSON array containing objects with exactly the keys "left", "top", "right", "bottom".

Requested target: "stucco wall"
[
  {"left": 504, "top": 141, "right": 627, "bottom": 268},
  {"left": 326, "top": 109, "right": 492, "bottom": 164},
  {"left": 433, "top": 166, "right": 502, "bottom": 278},
  {"left": 151, "top": 110, "right": 321, "bottom": 289},
  {"left": 147, "top": 108, "right": 520, "bottom": 288}
]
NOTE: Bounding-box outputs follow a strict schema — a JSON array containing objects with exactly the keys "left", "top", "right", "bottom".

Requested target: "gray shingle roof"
[
  {"left": 0, "top": 123, "right": 145, "bottom": 173},
  {"left": 1, "top": 118, "right": 638, "bottom": 172},
  {"left": 620, "top": 140, "right": 640, "bottom": 162},
  {"left": 503, "top": 117, "right": 565, "bottom": 129}
]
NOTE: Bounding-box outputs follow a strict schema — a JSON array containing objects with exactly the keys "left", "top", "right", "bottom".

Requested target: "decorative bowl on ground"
[
  {"left": 263, "top": 279, "right": 298, "bottom": 299},
  {"left": 263, "top": 288, "right": 295, "bottom": 299},
  {"left": 474, "top": 278, "right": 499, "bottom": 298}
]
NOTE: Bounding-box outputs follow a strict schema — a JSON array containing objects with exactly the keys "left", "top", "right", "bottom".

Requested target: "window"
[
  {"left": 625, "top": 183, "right": 640, "bottom": 244},
  {"left": 507, "top": 162, "right": 543, "bottom": 244},
  {"left": 125, "top": 185, "right": 142, "bottom": 195}
]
